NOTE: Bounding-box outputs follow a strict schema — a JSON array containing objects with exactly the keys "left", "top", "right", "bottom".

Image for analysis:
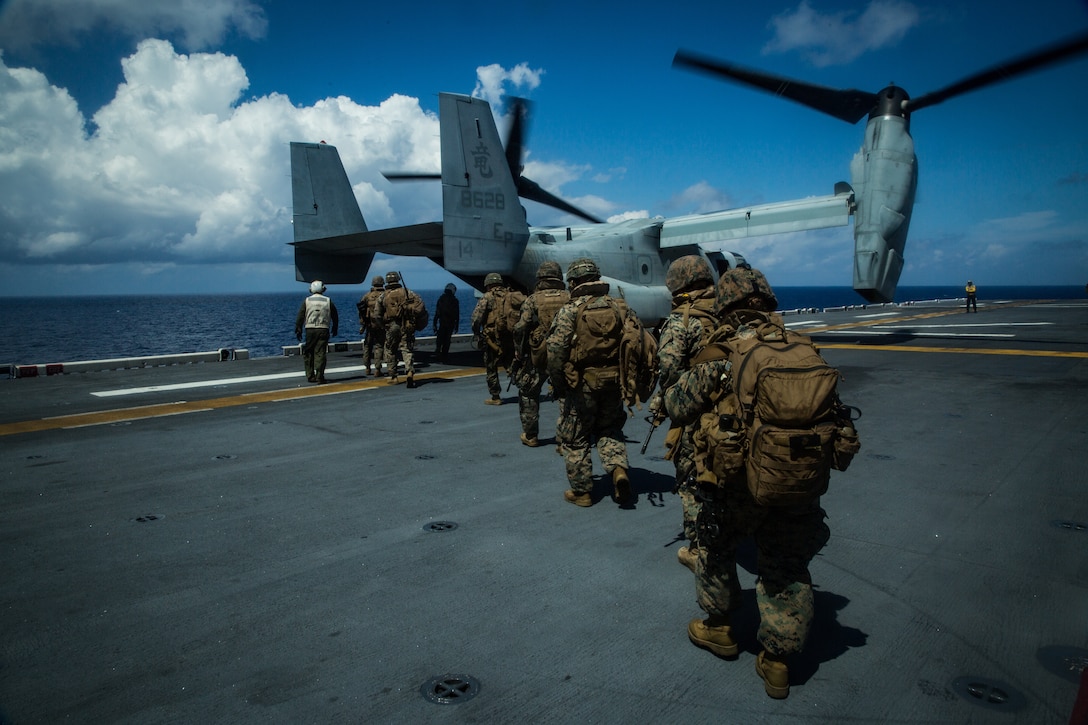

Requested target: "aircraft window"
[{"left": 641, "top": 263, "right": 649, "bottom": 276}]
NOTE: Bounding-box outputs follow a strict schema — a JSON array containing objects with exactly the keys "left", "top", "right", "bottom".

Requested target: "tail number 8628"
[{"left": 461, "top": 191, "right": 505, "bottom": 210}]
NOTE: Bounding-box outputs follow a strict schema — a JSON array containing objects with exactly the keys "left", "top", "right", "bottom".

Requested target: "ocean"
[{"left": 3, "top": 285, "right": 1084, "bottom": 365}]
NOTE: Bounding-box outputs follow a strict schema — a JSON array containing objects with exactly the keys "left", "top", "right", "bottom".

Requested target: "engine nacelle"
[{"left": 850, "top": 113, "right": 917, "bottom": 303}]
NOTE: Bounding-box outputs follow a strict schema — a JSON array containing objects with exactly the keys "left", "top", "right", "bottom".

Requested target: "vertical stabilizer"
[
  {"left": 289, "top": 142, "right": 373, "bottom": 283},
  {"left": 439, "top": 94, "right": 530, "bottom": 275},
  {"left": 291, "top": 142, "right": 368, "bottom": 242}
]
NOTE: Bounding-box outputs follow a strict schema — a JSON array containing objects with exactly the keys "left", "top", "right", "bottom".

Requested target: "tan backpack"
[
  {"left": 528, "top": 288, "right": 569, "bottom": 370},
  {"left": 569, "top": 295, "right": 658, "bottom": 410},
  {"left": 691, "top": 310, "right": 859, "bottom": 506}
]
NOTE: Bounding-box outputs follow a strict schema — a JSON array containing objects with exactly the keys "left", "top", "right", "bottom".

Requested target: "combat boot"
[
  {"left": 388, "top": 375, "right": 399, "bottom": 385},
  {"left": 484, "top": 396, "right": 502, "bottom": 405},
  {"left": 520, "top": 433, "right": 539, "bottom": 447},
  {"left": 755, "top": 650, "right": 790, "bottom": 699},
  {"left": 687, "top": 613, "right": 738, "bottom": 658},
  {"left": 563, "top": 489, "right": 592, "bottom": 507},
  {"left": 406, "top": 374, "right": 416, "bottom": 389},
  {"left": 611, "top": 467, "right": 631, "bottom": 503},
  {"left": 677, "top": 545, "right": 699, "bottom": 573}
]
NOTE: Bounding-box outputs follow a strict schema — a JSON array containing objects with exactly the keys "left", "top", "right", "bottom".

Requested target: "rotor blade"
[
  {"left": 505, "top": 97, "right": 530, "bottom": 178},
  {"left": 518, "top": 176, "right": 603, "bottom": 224},
  {"left": 382, "top": 172, "right": 440, "bottom": 181},
  {"left": 908, "top": 31, "right": 1088, "bottom": 113},
  {"left": 673, "top": 50, "right": 878, "bottom": 124}
]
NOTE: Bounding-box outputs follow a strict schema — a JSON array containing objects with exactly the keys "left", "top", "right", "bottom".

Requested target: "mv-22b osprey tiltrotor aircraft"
[{"left": 289, "top": 32, "right": 1088, "bottom": 324}]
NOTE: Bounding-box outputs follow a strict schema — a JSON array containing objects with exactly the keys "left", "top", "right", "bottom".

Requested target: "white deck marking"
[{"left": 92, "top": 364, "right": 371, "bottom": 397}]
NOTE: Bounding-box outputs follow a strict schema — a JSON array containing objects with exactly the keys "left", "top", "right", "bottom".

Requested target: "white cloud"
[
  {"left": 472, "top": 63, "right": 544, "bottom": 109},
  {"left": 0, "top": 0, "right": 267, "bottom": 52},
  {"left": 663, "top": 181, "right": 735, "bottom": 215},
  {"left": 763, "top": 0, "right": 920, "bottom": 67},
  {"left": 0, "top": 39, "right": 442, "bottom": 270}
]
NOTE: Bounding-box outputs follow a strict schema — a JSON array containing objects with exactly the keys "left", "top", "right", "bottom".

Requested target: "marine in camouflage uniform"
[
  {"left": 357, "top": 275, "right": 386, "bottom": 376},
  {"left": 663, "top": 266, "right": 830, "bottom": 699},
  {"left": 656, "top": 255, "right": 718, "bottom": 568},
  {"left": 513, "top": 261, "right": 569, "bottom": 447},
  {"left": 470, "top": 273, "right": 518, "bottom": 405},
  {"left": 379, "top": 271, "right": 417, "bottom": 388},
  {"left": 546, "top": 258, "right": 635, "bottom": 507}
]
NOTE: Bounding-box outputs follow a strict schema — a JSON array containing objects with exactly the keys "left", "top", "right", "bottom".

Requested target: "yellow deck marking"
[{"left": 1, "top": 368, "right": 485, "bottom": 437}]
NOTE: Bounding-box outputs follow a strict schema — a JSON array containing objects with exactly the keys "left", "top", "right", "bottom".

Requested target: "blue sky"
[{"left": 1, "top": 0, "right": 1086, "bottom": 297}]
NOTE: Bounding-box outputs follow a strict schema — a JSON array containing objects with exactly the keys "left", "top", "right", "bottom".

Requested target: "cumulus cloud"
[
  {"left": 472, "top": 62, "right": 544, "bottom": 110},
  {"left": 0, "top": 43, "right": 609, "bottom": 286},
  {"left": 763, "top": 0, "right": 920, "bottom": 67},
  {"left": 0, "top": 39, "right": 442, "bottom": 269},
  {"left": 0, "top": 0, "right": 267, "bottom": 52}
]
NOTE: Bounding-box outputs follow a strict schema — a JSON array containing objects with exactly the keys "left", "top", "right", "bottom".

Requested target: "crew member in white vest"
[{"left": 294, "top": 280, "right": 339, "bottom": 383}]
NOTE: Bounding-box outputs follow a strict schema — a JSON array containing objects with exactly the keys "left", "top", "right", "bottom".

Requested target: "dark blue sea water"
[{"left": 3, "top": 286, "right": 1084, "bottom": 364}]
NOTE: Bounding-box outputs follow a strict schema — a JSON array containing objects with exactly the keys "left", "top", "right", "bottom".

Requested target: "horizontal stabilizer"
[
  {"left": 659, "top": 191, "right": 853, "bottom": 248},
  {"left": 290, "top": 223, "right": 443, "bottom": 284}
]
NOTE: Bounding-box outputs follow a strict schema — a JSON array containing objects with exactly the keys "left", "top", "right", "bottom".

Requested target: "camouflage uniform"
[
  {"left": 657, "top": 256, "right": 717, "bottom": 543},
  {"left": 546, "top": 259, "right": 636, "bottom": 502},
  {"left": 513, "top": 262, "right": 569, "bottom": 443},
  {"left": 663, "top": 267, "right": 830, "bottom": 665},
  {"left": 433, "top": 283, "right": 460, "bottom": 361},
  {"left": 357, "top": 275, "right": 386, "bottom": 375},
  {"left": 379, "top": 272, "right": 416, "bottom": 385},
  {"left": 470, "top": 273, "right": 520, "bottom": 403}
]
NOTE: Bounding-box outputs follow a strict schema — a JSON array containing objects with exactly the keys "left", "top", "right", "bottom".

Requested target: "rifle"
[
  {"left": 640, "top": 381, "right": 666, "bottom": 455},
  {"left": 507, "top": 355, "right": 523, "bottom": 391}
]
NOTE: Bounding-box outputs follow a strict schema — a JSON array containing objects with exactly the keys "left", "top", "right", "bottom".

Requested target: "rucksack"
[
  {"left": 569, "top": 295, "right": 658, "bottom": 410},
  {"left": 407, "top": 291, "right": 428, "bottom": 332},
  {"left": 528, "top": 288, "right": 569, "bottom": 370},
  {"left": 494, "top": 288, "right": 525, "bottom": 336},
  {"left": 691, "top": 310, "right": 860, "bottom": 506},
  {"left": 358, "top": 290, "right": 382, "bottom": 330},
  {"left": 381, "top": 287, "right": 428, "bottom": 331},
  {"left": 619, "top": 312, "right": 658, "bottom": 411}
]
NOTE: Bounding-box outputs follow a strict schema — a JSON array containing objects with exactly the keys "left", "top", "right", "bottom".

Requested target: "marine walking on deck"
[
  {"left": 378, "top": 271, "right": 425, "bottom": 389},
  {"left": 654, "top": 255, "right": 719, "bottom": 572},
  {"left": 513, "top": 261, "right": 569, "bottom": 448},
  {"left": 546, "top": 258, "right": 639, "bottom": 507},
  {"left": 663, "top": 266, "right": 858, "bottom": 699},
  {"left": 471, "top": 273, "right": 524, "bottom": 405},
  {"left": 358, "top": 275, "right": 386, "bottom": 376}
]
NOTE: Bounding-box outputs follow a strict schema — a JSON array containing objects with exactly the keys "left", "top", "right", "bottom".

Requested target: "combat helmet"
[
  {"left": 566, "top": 257, "right": 600, "bottom": 283},
  {"left": 484, "top": 272, "right": 503, "bottom": 288},
  {"left": 536, "top": 260, "right": 563, "bottom": 280},
  {"left": 714, "top": 267, "right": 778, "bottom": 316},
  {"left": 385, "top": 271, "right": 400, "bottom": 284},
  {"left": 309, "top": 280, "right": 326, "bottom": 294},
  {"left": 445, "top": 282, "right": 457, "bottom": 293},
  {"left": 371, "top": 275, "right": 385, "bottom": 287},
  {"left": 665, "top": 255, "right": 714, "bottom": 295}
]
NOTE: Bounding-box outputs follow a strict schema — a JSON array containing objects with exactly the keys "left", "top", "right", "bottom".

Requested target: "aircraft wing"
[{"left": 659, "top": 189, "right": 853, "bottom": 248}]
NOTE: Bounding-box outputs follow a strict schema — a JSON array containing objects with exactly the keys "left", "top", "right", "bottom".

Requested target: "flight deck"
[{"left": 2, "top": 297, "right": 1086, "bottom": 723}]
